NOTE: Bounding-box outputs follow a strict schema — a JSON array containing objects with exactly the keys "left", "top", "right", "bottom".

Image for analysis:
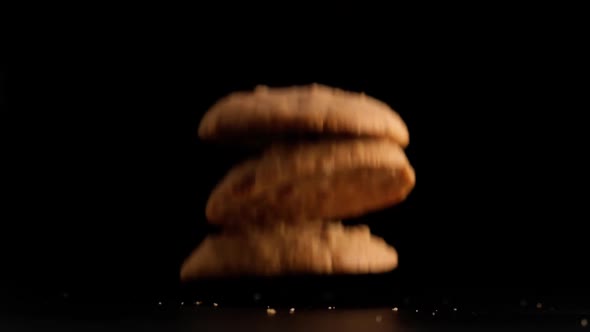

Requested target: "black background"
[{"left": 1, "top": 16, "right": 588, "bottom": 312}]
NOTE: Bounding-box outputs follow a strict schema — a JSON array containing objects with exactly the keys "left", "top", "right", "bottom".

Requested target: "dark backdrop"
[{"left": 2, "top": 27, "right": 588, "bottom": 310}]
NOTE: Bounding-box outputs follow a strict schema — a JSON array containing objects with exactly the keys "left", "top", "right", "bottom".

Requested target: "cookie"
[
  {"left": 205, "top": 137, "right": 415, "bottom": 226},
  {"left": 198, "top": 84, "right": 409, "bottom": 147},
  {"left": 179, "top": 222, "right": 398, "bottom": 280}
]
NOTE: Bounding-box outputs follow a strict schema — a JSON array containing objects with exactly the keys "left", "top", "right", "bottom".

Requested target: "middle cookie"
[{"left": 206, "top": 137, "right": 415, "bottom": 226}]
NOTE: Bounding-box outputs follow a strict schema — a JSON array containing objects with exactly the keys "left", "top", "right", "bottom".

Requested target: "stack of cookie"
[{"left": 180, "top": 84, "right": 415, "bottom": 280}]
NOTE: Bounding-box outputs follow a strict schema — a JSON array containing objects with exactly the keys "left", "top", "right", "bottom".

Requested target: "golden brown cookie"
[
  {"left": 205, "top": 137, "right": 415, "bottom": 226},
  {"left": 179, "top": 222, "right": 398, "bottom": 280},
  {"left": 198, "top": 84, "right": 409, "bottom": 147}
]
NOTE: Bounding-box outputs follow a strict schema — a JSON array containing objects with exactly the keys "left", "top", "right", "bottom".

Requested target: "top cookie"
[{"left": 198, "top": 84, "right": 409, "bottom": 147}]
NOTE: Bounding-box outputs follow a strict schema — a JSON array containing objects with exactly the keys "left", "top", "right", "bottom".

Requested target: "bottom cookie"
[{"left": 180, "top": 222, "right": 398, "bottom": 281}]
